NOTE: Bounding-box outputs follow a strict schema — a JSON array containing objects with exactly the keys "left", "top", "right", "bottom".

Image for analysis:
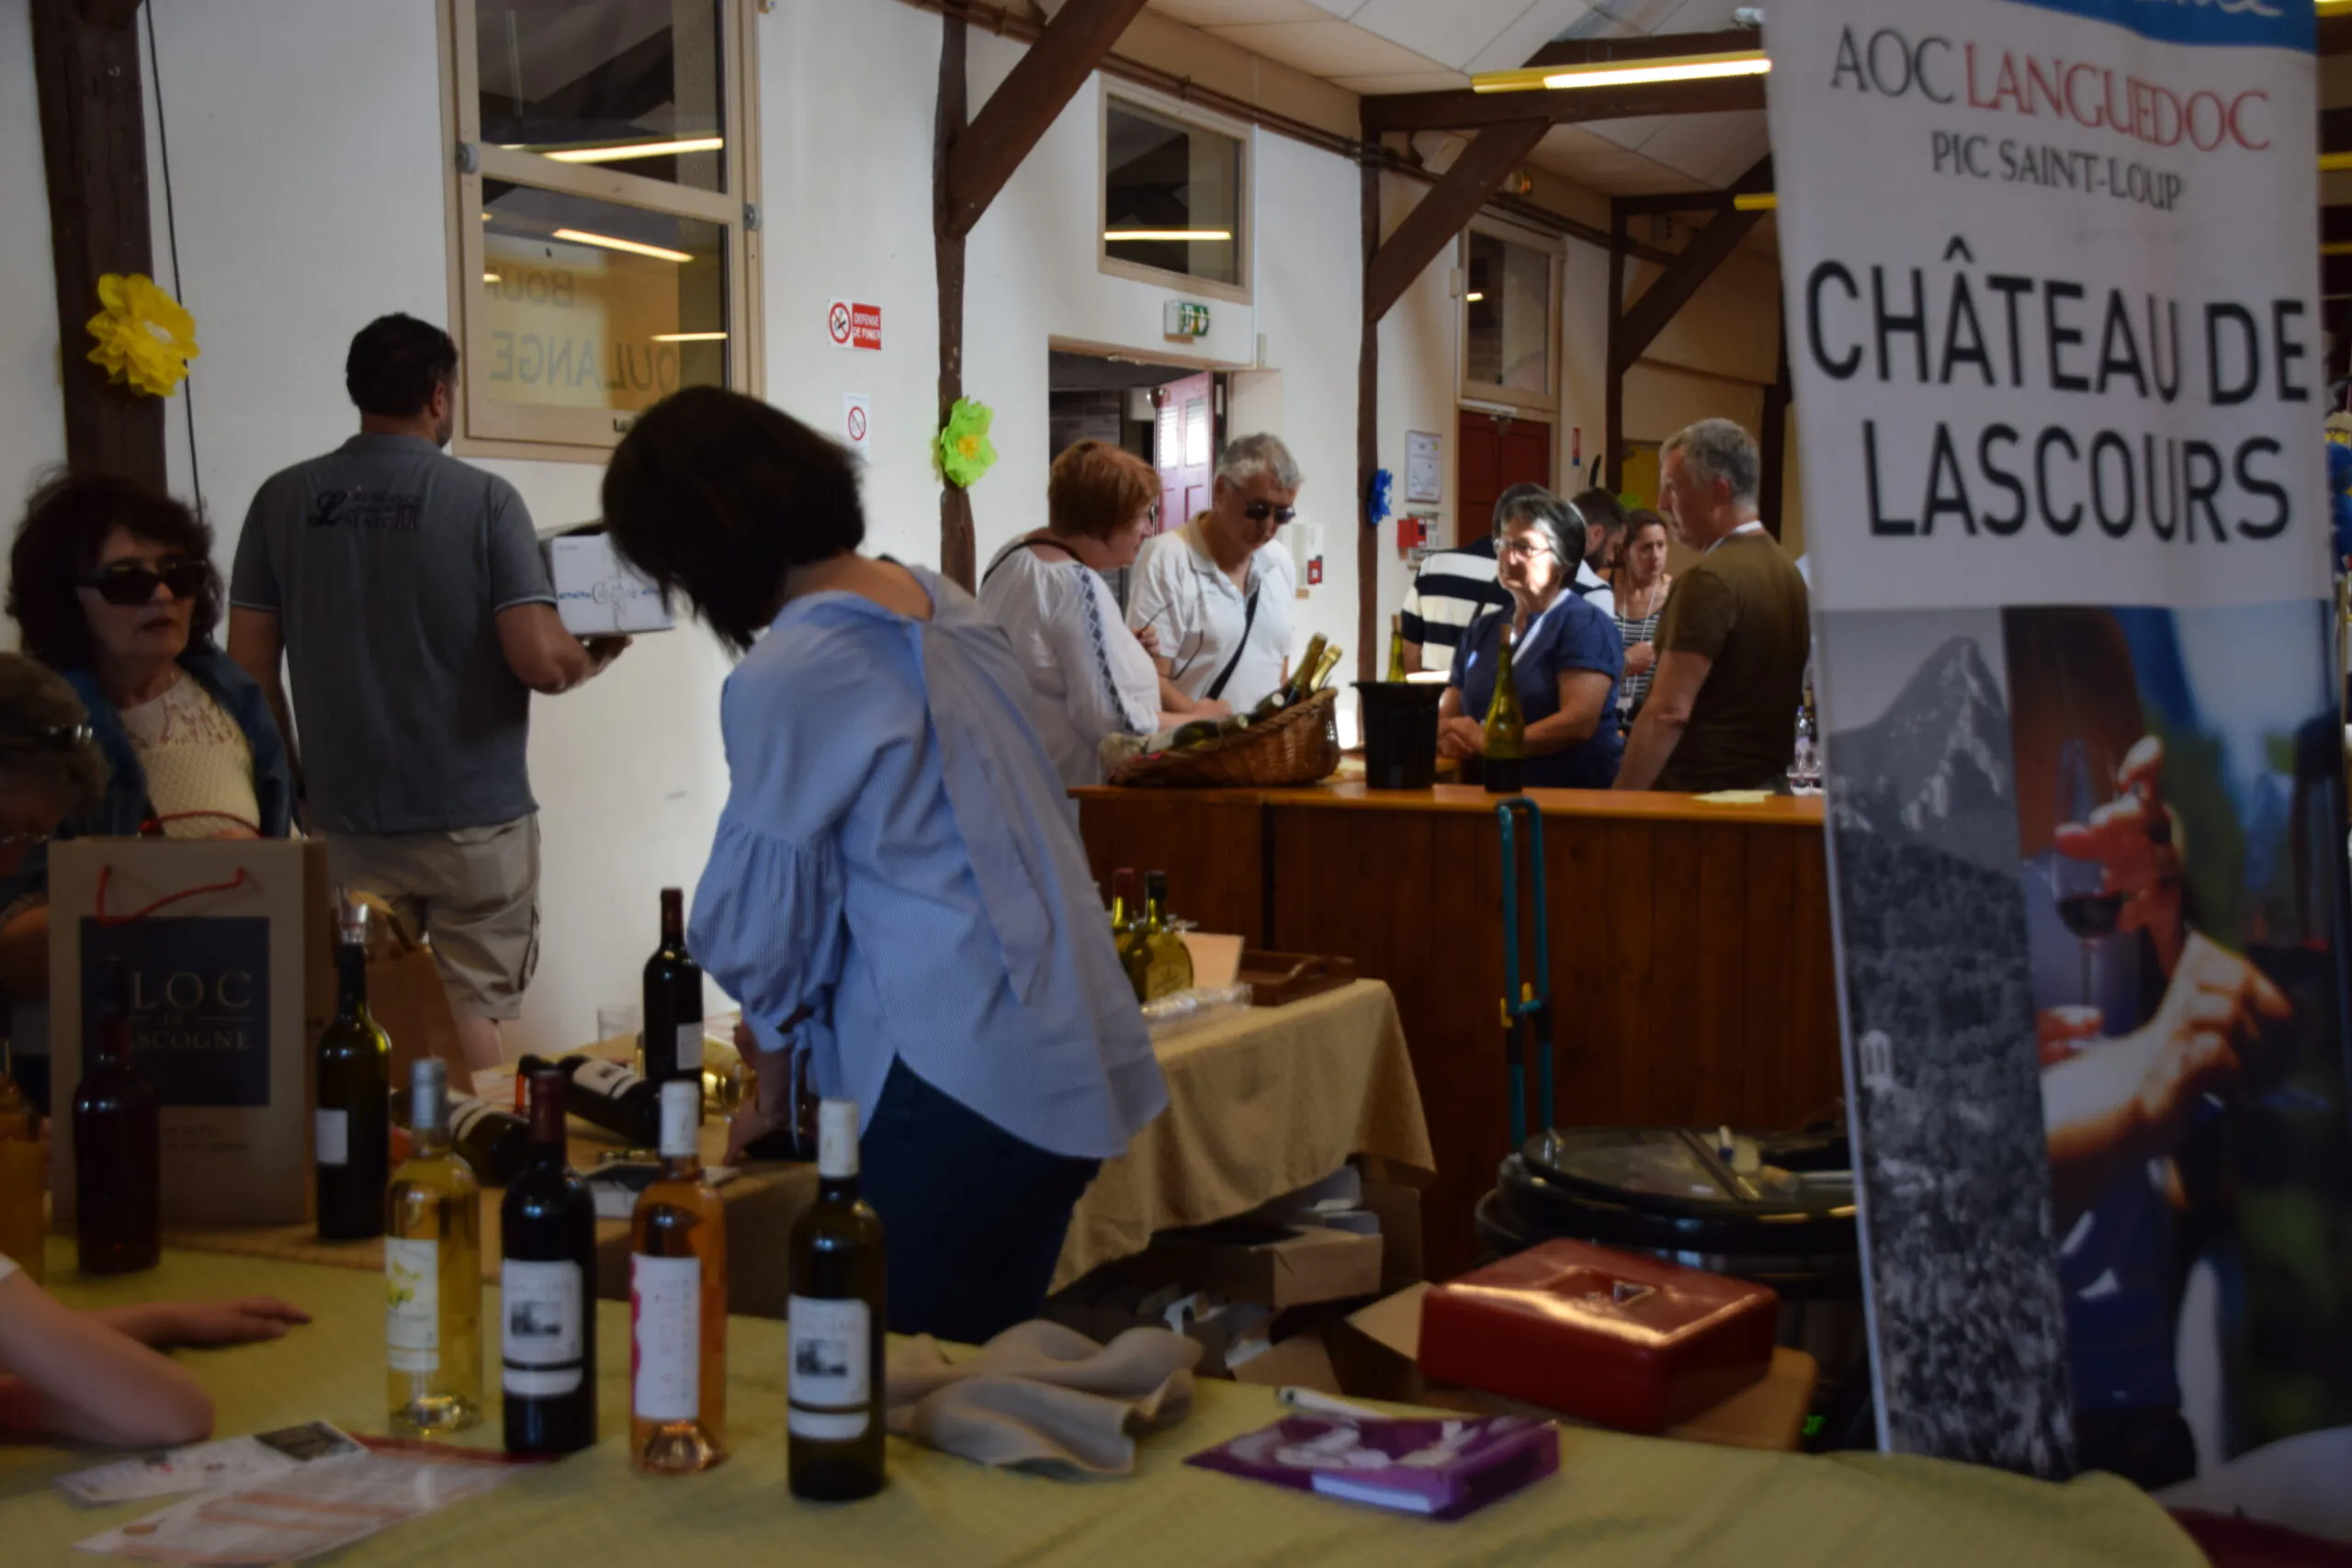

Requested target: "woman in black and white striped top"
[{"left": 1611, "top": 511, "right": 1673, "bottom": 717}]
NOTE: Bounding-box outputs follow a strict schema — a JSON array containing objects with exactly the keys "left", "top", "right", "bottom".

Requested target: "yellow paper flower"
[{"left": 85, "top": 273, "right": 199, "bottom": 399}]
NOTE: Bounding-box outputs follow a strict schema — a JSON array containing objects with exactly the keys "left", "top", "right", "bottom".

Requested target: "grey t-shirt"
[{"left": 230, "top": 434, "right": 557, "bottom": 835}]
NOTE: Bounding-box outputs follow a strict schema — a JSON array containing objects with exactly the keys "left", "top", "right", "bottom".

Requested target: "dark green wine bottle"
[
  {"left": 787, "top": 1100, "right": 888, "bottom": 1501},
  {"left": 316, "top": 898, "right": 391, "bottom": 1241}
]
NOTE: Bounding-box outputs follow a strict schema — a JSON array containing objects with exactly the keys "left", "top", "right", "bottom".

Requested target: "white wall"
[{"left": 0, "top": 0, "right": 65, "bottom": 567}]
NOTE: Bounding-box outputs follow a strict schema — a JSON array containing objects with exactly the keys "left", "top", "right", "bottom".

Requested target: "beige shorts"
[{"left": 326, "top": 816, "right": 540, "bottom": 1021}]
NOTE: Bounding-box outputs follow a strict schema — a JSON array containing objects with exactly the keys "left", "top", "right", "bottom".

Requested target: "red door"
[
  {"left": 1153, "top": 371, "right": 1216, "bottom": 536},
  {"left": 1455, "top": 411, "right": 1552, "bottom": 548}
]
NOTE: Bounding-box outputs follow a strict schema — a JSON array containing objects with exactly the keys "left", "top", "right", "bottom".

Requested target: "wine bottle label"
[
  {"left": 315, "top": 1108, "right": 349, "bottom": 1168},
  {"left": 502, "top": 1259, "right": 584, "bottom": 1397},
  {"left": 449, "top": 1097, "right": 507, "bottom": 1140},
  {"left": 631, "top": 1253, "right": 701, "bottom": 1422},
  {"left": 385, "top": 1238, "right": 440, "bottom": 1372},
  {"left": 572, "top": 1058, "right": 640, "bottom": 1099},
  {"left": 675, "top": 1023, "right": 704, "bottom": 1073},
  {"left": 816, "top": 1101, "right": 858, "bottom": 1179},
  {"left": 658, "top": 1082, "right": 699, "bottom": 1158},
  {"left": 787, "top": 1295, "right": 872, "bottom": 1440}
]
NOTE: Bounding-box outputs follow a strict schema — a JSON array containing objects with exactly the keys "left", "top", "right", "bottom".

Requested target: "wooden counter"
[{"left": 1075, "top": 784, "right": 1841, "bottom": 1278}]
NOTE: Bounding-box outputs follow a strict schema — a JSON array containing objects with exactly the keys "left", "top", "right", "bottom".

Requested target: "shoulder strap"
[
  {"left": 1204, "top": 584, "right": 1261, "bottom": 702},
  {"left": 980, "top": 536, "right": 1079, "bottom": 586}
]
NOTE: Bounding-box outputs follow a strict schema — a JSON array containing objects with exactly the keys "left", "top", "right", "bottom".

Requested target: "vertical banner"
[{"left": 1770, "top": 0, "right": 2352, "bottom": 1524}]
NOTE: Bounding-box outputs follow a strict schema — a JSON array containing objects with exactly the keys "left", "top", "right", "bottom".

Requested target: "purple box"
[{"left": 1185, "top": 1415, "right": 1558, "bottom": 1520}]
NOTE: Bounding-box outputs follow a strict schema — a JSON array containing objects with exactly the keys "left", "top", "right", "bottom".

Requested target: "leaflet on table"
[
  {"left": 75, "top": 1437, "right": 537, "bottom": 1563},
  {"left": 58, "top": 1422, "right": 359, "bottom": 1506},
  {"left": 1186, "top": 1414, "right": 1557, "bottom": 1521}
]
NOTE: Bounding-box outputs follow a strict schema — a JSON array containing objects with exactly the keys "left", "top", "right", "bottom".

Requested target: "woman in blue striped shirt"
[{"left": 602, "top": 389, "right": 1168, "bottom": 1343}]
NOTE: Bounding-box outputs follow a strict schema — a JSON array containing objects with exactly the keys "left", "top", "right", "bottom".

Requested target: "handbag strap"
[
  {"left": 1203, "top": 583, "right": 1261, "bottom": 703},
  {"left": 94, "top": 863, "right": 252, "bottom": 927}
]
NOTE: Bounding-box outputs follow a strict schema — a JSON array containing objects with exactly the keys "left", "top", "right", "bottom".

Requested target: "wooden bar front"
[{"left": 1075, "top": 784, "right": 1842, "bottom": 1278}]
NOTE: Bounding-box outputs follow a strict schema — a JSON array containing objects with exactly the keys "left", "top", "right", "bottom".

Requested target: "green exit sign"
[{"left": 1162, "top": 300, "right": 1210, "bottom": 340}]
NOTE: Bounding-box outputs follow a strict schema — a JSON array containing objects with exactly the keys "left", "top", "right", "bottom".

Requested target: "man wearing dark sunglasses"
[
  {"left": 228, "top": 314, "right": 627, "bottom": 1072},
  {"left": 1125, "top": 432, "right": 1304, "bottom": 717}
]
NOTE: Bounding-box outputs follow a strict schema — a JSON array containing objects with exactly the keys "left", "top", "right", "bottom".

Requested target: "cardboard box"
[
  {"left": 48, "top": 839, "right": 334, "bottom": 1226},
  {"left": 1135, "top": 1221, "right": 1384, "bottom": 1310},
  {"left": 547, "top": 530, "right": 673, "bottom": 636},
  {"left": 1229, "top": 1328, "right": 1343, "bottom": 1395}
]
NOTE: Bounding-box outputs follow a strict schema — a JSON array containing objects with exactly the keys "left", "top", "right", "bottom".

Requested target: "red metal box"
[{"left": 1417, "top": 1240, "right": 1778, "bottom": 1434}]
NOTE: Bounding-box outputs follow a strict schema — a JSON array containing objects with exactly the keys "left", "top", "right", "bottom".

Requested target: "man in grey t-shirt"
[{"left": 228, "top": 314, "right": 625, "bottom": 1068}]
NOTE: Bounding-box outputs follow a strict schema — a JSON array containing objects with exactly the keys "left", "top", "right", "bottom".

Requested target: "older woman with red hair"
[{"left": 978, "top": 439, "right": 1175, "bottom": 787}]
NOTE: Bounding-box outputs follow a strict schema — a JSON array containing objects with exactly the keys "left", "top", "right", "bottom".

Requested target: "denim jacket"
[{"left": 0, "top": 643, "right": 296, "bottom": 917}]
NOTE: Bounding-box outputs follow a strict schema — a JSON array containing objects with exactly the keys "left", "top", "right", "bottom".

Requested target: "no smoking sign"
[
  {"left": 826, "top": 299, "right": 882, "bottom": 351},
  {"left": 842, "top": 393, "right": 872, "bottom": 454}
]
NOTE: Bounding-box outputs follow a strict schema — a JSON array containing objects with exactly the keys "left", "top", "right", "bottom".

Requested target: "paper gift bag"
[
  {"left": 48, "top": 838, "right": 334, "bottom": 1226},
  {"left": 351, "top": 892, "right": 462, "bottom": 1083}
]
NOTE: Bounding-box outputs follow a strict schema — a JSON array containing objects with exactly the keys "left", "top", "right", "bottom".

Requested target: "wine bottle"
[
  {"left": 315, "top": 897, "right": 391, "bottom": 1241},
  {"left": 0, "top": 1035, "right": 28, "bottom": 1129},
  {"left": 386, "top": 1058, "right": 483, "bottom": 1436},
  {"left": 1385, "top": 615, "right": 1408, "bottom": 682},
  {"left": 394, "top": 1086, "right": 533, "bottom": 1188},
  {"left": 502, "top": 1065, "right": 597, "bottom": 1456},
  {"left": 74, "top": 959, "right": 159, "bottom": 1276},
  {"left": 1482, "top": 623, "right": 1527, "bottom": 795},
  {"left": 630, "top": 1079, "right": 727, "bottom": 1473},
  {"left": 1138, "top": 871, "right": 1195, "bottom": 1002},
  {"left": 787, "top": 1099, "right": 888, "bottom": 1501},
  {"left": 1308, "top": 643, "right": 1345, "bottom": 693},
  {"left": 641, "top": 888, "right": 705, "bottom": 1100},
  {"left": 0, "top": 1105, "right": 44, "bottom": 1284},
  {"left": 524, "top": 1053, "right": 663, "bottom": 1148},
  {"left": 1289, "top": 634, "right": 1329, "bottom": 702}
]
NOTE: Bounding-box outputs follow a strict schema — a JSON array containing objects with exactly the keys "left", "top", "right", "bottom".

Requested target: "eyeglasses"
[
  {"left": 1243, "top": 502, "right": 1296, "bottom": 525},
  {"left": 0, "top": 829, "right": 54, "bottom": 852},
  {"left": 1498, "top": 538, "right": 1554, "bottom": 560},
  {"left": 78, "top": 559, "right": 208, "bottom": 606}
]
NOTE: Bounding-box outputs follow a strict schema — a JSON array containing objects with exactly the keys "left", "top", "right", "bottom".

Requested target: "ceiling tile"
[
  {"left": 1147, "top": 0, "right": 1329, "bottom": 24},
  {"left": 1204, "top": 18, "right": 1449, "bottom": 76},
  {"left": 1348, "top": 0, "right": 1535, "bottom": 70},
  {"left": 1331, "top": 69, "right": 1474, "bottom": 93},
  {"left": 1300, "top": 0, "right": 1372, "bottom": 16},
  {"left": 1584, "top": 115, "right": 1670, "bottom": 152},
  {"left": 1636, "top": 111, "right": 1761, "bottom": 181},
  {"left": 1464, "top": 0, "right": 1600, "bottom": 72}
]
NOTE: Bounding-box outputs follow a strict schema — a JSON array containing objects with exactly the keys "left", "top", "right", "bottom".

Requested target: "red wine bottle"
[
  {"left": 519, "top": 1053, "right": 663, "bottom": 1148},
  {"left": 74, "top": 959, "right": 160, "bottom": 1274},
  {"left": 502, "top": 1066, "right": 598, "bottom": 1455},
  {"left": 641, "top": 888, "right": 704, "bottom": 1098}
]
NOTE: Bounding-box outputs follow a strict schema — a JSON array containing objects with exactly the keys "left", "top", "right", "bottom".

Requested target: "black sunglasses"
[
  {"left": 79, "top": 559, "right": 208, "bottom": 606},
  {"left": 1244, "top": 502, "right": 1296, "bottom": 525}
]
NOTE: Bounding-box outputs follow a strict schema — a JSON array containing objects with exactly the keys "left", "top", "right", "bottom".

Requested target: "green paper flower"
[{"left": 936, "top": 398, "right": 998, "bottom": 489}]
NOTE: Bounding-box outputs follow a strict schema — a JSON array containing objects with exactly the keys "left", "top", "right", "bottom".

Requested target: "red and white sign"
[
  {"left": 842, "top": 392, "right": 871, "bottom": 453},
  {"left": 826, "top": 299, "right": 882, "bottom": 351}
]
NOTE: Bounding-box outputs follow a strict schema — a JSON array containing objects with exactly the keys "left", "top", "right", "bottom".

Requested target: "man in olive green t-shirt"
[{"left": 1614, "top": 419, "right": 1809, "bottom": 794}]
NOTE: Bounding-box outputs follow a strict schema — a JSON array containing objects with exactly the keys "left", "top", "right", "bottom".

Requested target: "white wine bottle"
[
  {"left": 630, "top": 1080, "right": 728, "bottom": 1473},
  {"left": 386, "top": 1058, "right": 483, "bottom": 1436},
  {"left": 787, "top": 1100, "right": 888, "bottom": 1501}
]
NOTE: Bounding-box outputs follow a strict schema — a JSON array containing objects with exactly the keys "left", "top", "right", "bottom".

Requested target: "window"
[
  {"left": 1461, "top": 226, "right": 1557, "bottom": 411},
  {"left": 1101, "top": 97, "right": 1248, "bottom": 301},
  {"left": 444, "top": 0, "right": 761, "bottom": 459}
]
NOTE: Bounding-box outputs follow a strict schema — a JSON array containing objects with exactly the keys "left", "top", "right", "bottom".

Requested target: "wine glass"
[{"left": 2049, "top": 739, "right": 2119, "bottom": 1016}]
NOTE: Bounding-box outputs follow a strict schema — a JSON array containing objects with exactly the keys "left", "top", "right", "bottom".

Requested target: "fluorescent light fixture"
[
  {"left": 1473, "top": 51, "right": 1770, "bottom": 94},
  {"left": 482, "top": 272, "right": 502, "bottom": 283},
  {"left": 2321, "top": 0, "right": 2352, "bottom": 14},
  {"left": 1732, "top": 192, "right": 1777, "bottom": 212},
  {"left": 2324, "top": 243, "right": 2352, "bottom": 259},
  {"left": 542, "top": 136, "right": 723, "bottom": 164},
  {"left": 1464, "top": 291, "right": 1487, "bottom": 302},
  {"left": 1104, "top": 228, "right": 1233, "bottom": 242},
  {"left": 551, "top": 228, "right": 695, "bottom": 263},
  {"left": 2325, "top": 152, "right": 2352, "bottom": 174},
  {"left": 650, "top": 331, "right": 728, "bottom": 342}
]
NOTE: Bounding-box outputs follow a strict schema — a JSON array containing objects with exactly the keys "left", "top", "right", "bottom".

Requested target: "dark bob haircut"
[
  {"left": 601, "top": 386, "right": 865, "bottom": 652},
  {"left": 7, "top": 471, "right": 222, "bottom": 671},
  {"left": 346, "top": 313, "right": 458, "bottom": 419}
]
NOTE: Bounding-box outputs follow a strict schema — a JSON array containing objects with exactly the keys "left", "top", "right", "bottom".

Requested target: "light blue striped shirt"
[{"left": 689, "top": 565, "right": 1167, "bottom": 1161}]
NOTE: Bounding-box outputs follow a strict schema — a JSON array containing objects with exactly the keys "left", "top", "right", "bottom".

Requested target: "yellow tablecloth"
[
  {"left": 1054, "top": 980, "right": 1435, "bottom": 1290},
  {"left": 0, "top": 1247, "right": 2198, "bottom": 1567}
]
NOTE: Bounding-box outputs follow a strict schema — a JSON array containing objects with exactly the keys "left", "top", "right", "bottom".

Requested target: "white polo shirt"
[{"left": 1125, "top": 518, "right": 1297, "bottom": 713}]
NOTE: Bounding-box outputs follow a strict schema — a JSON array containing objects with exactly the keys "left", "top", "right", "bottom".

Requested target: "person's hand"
[
  {"left": 1134, "top": 625, "right": 1162, "bottom": 658},
  {"left": 1189, "top": 698, "right": 1232, "bottom": 721},
  {"left": 583, "top": 636, "right": 632, "bottom": 669},
  {"left": 2036, "top": 1004, "right": 2105, "bottom": 1067},
  {"left": 1437, "top": 716, "right": 1487, "bottom": 761},
  {"left": 2054, "top": 735, "right": 2186, "bottom": 969},
  {"left": 111, "top": 1298, "right": 312, "bottom": 1349},
  {"left": 1623, "top": 642, "right": 1657, "bottom": 678},
  {"left": 724, "top": 1097, "right": 786, "bottom": 1165}
]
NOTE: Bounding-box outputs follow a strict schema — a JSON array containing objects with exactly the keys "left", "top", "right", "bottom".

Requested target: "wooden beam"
[
  {"left": 2326, "top": 105, "right": 2352, "bottom": 156},
  {"left": 1758, "top": 321, "right": 1792, "bottom": 541},
  {"left": 74, "top": 0, "right": 141, "bottom": 25},
  {"left": 2325, "top": 205, "right": 2352, "bottom": 247},
  {"left": 2324, "top": 14, "right": 2352, "bottom": 55},
  {"left": 1613, "top": 186, "right": 1758, "bottom": 216},
  {"left": 2327, "top": 253, "right": 2352, "bottom": 298},
  {"left": 1357, "top": 146, "right": 1380, "bottom": 682},
  {"left": 1612, "top": 156, "right": 1774, "bottom": 370},
  {"left": 935, "top": 12, "right": 975, "bottom": 589},
  {"left": 1362, "top": 73, "right": 1763, "bottom": 135},
  {"left": 940, "top": 0, "right": 1148, "bottom": 240},
  {"left": 1522, "top": 28, "right": 1761, "bottom": 71},
  {"left": 1604, "top": 205, "right": 1627, "bottom": 493},
  {"left": 1364, "top": 120, "right": 1551, "bottom": 323},
  {"left": 32, "top": 0, "right": 163, "bottom": 489}
]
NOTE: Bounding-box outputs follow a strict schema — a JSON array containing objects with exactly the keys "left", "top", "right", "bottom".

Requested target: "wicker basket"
[{"left": 1108, "top": 688, "right": 1341, "bottom": 788}]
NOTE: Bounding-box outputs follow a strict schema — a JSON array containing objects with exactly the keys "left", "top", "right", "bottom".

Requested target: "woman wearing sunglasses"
[{"left": 0, "top": 475, "right": 295, "bottom": 1036}]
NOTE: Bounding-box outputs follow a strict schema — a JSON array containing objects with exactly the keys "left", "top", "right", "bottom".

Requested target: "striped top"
[
  {"left": 1612, "top": 577, "right": 1670, "bottom": 713},
  {"left": 1403, "top": 537, "right": 1616, "bottom": 660},
  {"left": 688, "top": 565, "right": 1168, "bottom": 1161}
]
